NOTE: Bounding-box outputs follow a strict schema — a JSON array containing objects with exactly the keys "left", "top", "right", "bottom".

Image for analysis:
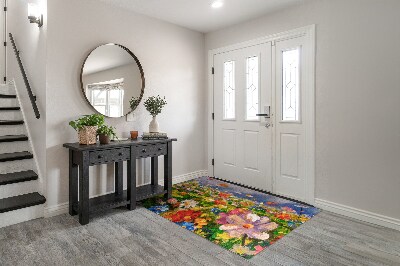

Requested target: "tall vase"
[{"left": 149, "top": 116, "right": 160, "bottom": 133}]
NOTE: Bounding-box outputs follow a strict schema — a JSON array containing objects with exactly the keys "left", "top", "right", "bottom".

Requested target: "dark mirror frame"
[{"left": 80, "top": 43, "right": 145, "bottom": 118}]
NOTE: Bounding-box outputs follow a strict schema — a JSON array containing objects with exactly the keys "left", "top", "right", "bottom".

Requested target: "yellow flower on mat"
[
  {"left": 194, "top": 218, "right": 208, "bottom": 229},
  {"left": 215, "top": 232, "right": 232, "bottom": 241}
]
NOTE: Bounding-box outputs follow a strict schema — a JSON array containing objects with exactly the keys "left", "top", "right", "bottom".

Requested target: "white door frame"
[{"left": 208, "top": 25, "right": 316, "bottom": 204}]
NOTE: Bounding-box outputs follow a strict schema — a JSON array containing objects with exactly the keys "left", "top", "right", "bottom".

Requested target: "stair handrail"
[{"left": 8, "top": 33, "right": 40, "bottom": 119}]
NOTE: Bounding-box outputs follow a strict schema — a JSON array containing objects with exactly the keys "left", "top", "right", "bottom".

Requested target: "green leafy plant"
[
  {"left": 129, "top": 96, "right": 141, "bottom": 111},
  {"left": 97, "top": 125, "right": 118, "bottom": 139},
  {"left": 69, "top": 114, "right": 105, "bottom": 131},
  {"left": 144, "top": 95, "right": 167, "bottom": 117}
]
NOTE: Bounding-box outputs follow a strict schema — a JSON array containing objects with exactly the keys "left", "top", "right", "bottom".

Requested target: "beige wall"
[
  {"left": 206, "top": 0, "right": 400, "bottom": 219},
  {"left": 45, "top": 0, "right": 206, "bottom": 208},
  {"left": 7, "top": 0, "right": 47, "bottom": 182}
]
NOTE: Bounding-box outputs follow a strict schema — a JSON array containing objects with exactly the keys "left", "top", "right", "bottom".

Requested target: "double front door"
[{"left": 213, "top": 33, "right": 311, "bottom": 202}]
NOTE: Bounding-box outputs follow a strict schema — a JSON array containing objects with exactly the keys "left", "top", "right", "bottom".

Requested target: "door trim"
[{"left": 208, "top": 25, "right": 315, "bottom": 204}]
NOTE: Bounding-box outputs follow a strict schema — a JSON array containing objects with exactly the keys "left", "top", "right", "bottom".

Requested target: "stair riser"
[
  {"left": 0, "top": 180, "right": 39, "bottom": 199},
  {"left": 0, "top": 98, "right": 18, "bottom": 107},
  {"left": 0, "top": 159, "right": 35, "bottom": 174},
  {"left": 0, "top": 84, "right": 15, "bottom": 94},
  {"left": 0, "top": 125, "right": 26, "bottom": 135},
  {"left": 0, "top": 141, "right": 31, "bottom": 154},
  {"left": 0, "top": 204, "right": 44, "bottom": 228},
  {"left": 0, "top": 85, "right": 15, "bottom": 95},
  {"left": 0, "top": 111, "right": 22, "bottom": 120}
]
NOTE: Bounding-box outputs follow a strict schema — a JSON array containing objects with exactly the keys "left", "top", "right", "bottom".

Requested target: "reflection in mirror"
[{"left": 81, "top": 44, "right": 144, "bottom": 118}]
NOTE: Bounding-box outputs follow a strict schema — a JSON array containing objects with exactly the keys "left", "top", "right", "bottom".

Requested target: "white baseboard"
[
  {"left": 44, "top": 202, "right": 69, "bottom": 218},
  {"left": 315, "top": 198, "right": 400, "bottom": 231},
  {"left": 44, "top": 170, "right": 208, "bottom": 218}
]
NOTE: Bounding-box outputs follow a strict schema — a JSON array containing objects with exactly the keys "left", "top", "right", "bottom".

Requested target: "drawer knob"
[
  {"left": 119, "top": 153, "right": 123, "bottom": 156},
  {"left": 158, "top": 147, "right": 163, "bottom": 151},
  {"left": 98, "top": 155, "right": 103, "bottom": 159},
  {"left": 142, "top": 149, "right": 146, "bottom": 153}
]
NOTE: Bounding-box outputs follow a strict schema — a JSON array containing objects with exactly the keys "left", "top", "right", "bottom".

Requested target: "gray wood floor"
[{"left": 0, "top": 207, "right": 399, "bottom": 266}]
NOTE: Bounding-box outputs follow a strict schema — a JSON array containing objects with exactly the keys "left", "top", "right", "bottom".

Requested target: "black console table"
[{"left": 63, "top": 138, "right": 176, "bottom": 225}]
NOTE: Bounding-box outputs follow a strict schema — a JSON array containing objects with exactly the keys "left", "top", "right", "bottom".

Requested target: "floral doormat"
[{"left": 141, "top": 177, "right": 320, "bottom": 259}]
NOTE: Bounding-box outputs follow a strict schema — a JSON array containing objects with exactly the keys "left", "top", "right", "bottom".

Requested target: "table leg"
[
  {"left": 79, "top": 151, "right": 90, "bottom": 225},
  {"left": 69, "top": 150, "right": 78, "bottom": 216},
  {"left": 164, "top": 142, "right": 172, "bottom": 200},
  {"left": 151, "top": 157, "right": 158, "bottom": 186},
  {"left": 127, "top": 158, "right": 136, "bottom": 210},
  {"left": 115, "top": 161, "right": 123, "bottom": 196}
]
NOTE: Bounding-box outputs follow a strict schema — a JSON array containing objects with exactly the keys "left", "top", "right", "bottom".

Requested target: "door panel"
[
  {"left": 275, "top": 37, "right": 307, "bottom": 201},
  {"left": 213, "top": 43, "right": 272, "bottom": 191}
]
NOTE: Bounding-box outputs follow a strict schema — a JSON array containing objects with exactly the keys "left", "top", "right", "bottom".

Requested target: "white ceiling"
[{"left": 97, "top": 0, "right": 304, "bottom": 33}]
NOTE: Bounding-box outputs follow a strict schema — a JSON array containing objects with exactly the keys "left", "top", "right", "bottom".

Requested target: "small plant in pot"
[
  {"left": 69, "top": 114, "right": 104, "bottom": 145},
  {"left": 144, "top": 95, "right": 167, "bottom": 133},
  {"left": 97, "top": 125, "right": 118, "bottom": 144}
]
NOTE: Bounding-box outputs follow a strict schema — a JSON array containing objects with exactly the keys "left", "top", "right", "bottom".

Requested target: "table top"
[{"left": 63, "top": 138, "right": 177, "bottom": 151}]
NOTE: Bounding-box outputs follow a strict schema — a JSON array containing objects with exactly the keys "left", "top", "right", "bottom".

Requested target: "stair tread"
[
  {"left": 0, "top": 94, "right": 16, "bottom": 99},
  {"left": 0, "top": 135, "right": 28, "bottom": 143},
  {"left": 0, "top": 107, "right": 20, "bottom": 111},
  {"left": 0, "top": 151, "right": 33, "bottom": 162},
  {"left": 0, "top": 170, "right": 38, "bottom": 186},
  {"left": 0, "top": 120, "right": 24, "bottom": 125},
  {"left": 0, "top": 192, "right": 45, "bottom": 213}
]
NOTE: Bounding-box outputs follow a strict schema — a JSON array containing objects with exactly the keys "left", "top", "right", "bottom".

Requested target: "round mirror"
[{"left": 80, "top": 43, "right": 145, "bottom": 118}]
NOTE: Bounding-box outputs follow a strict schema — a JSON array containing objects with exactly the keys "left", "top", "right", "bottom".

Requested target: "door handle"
[
  {"left": 265, "top": 123, "right": 271, "bottom": 128},
  {"left": 256, "top": 114, "right": 270, "bottom": 118}
]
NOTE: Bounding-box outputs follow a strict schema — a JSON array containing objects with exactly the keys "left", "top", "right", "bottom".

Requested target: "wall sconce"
[{"left": 28, "top": 3, "right": 43, "bottom": 27}]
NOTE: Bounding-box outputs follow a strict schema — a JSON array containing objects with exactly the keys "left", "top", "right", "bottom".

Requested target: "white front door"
[
  {"left": 274, "top": 36, "right": 311, "bottom": 201},
  {"left": 213, "top": 43, "right": 272, "bottom": 190}
]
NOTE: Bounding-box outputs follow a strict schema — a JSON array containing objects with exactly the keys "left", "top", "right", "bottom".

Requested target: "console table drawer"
[
  {"left": 89, "top": 148, "right": 130, "bottom": 165},
  {"left": 135, "top": 143, "right": 167, "bottom": 158}
]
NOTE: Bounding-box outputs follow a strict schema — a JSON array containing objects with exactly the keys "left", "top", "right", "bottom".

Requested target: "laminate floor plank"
[{"left": 0, "top": 207, "right": 399, "bottom": 266}]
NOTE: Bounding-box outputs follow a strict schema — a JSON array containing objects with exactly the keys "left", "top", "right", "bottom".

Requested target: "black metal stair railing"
[{"left": 8, "top": 33, "right": 40, "bottom": 119}]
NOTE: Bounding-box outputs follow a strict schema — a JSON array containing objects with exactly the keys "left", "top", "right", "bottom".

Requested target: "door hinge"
[
  {"left": 212, "top": 113, "right": 214, "bottom": 120},
  {"left": 3, "top": 42, "right": 6, "bottom": 47},
  {"left": 212, "top": 159, "right": 214, "bottom": 166},
  {"left": 3, "top": 7, "right": 7, "bottom": 12},
  {"left": 211, "top": 67, "right": 214, "bottom": 75},
  {"left": 3, "top": 77, "right": 6, "bottom": 82}
]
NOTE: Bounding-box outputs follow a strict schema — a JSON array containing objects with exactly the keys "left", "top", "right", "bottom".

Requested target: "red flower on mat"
[
  {"left": 214, "top": 199, "right": 227, "bottom": 205},
  {"left": 164, "top": 210, "right": 202, "bottom": 223},
  {"left": 275, "top": 213, "right": 291, "bottom": 220},
  {"left": 218, "top": 183, "right": 229, "bottom": 188},
  {"left": 218, "top": 192, "right": 231, "bottom": 199}
]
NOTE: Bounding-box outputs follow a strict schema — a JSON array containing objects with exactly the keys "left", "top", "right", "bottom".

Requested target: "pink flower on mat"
[{"left": 217, "top": 209, "right": 278, "bottom": 240}]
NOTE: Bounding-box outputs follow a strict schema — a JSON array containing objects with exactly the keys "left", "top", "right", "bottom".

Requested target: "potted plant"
[
  {"left": 69, "top": 114, "right": 104, "bottom": 145},
  {"left": 144, "top": 95, "right": 167, "bottom": 133},
  {"left": 97, "top": 125, "right": 118, "bottom": 144}
]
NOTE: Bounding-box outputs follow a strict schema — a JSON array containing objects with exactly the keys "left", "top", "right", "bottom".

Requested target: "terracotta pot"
[
  {"left": 78, "top": 126, "right": 97, "bottom": 145},
  {"left": 99, "top": 134, "right": 111, "bottom": 144},
  {"left": 130, "top": 131, "right": 138, "bottom": 139}
]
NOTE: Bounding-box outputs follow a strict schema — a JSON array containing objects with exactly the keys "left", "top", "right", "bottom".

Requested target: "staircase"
[{"left": 0, "top": 83, "right": 45, "bottom": 228}]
